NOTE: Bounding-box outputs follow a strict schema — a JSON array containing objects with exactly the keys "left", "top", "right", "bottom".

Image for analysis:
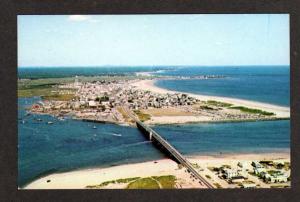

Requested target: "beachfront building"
[
  {"left": 263, "top": 171, "right": 289, "bottom": 183},
  {"left": 222, "top": 168, "right": 239, "bottom": 179},
  {"left": 241, "top": 183, "right": 256, "bottom": 188},
  {"left": 230, "top": 176, "right": 245, "bottom": 183},
  {"left": 252, "top": 161, "right": 267, "bottom": 176}
]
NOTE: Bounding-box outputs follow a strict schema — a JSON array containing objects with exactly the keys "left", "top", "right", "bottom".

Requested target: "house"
[
  {"left": 254, "top": 167, "right": 266, "bottom": 175},
  {"left": 230, "top": 176, "right": 245, "bottom": 183},
  {"left": 223, "top": 168, "right": 239, "bottom": 179},
  {"left": 264, "top": 172, "right": 289, "bottom": 183},
  {"left": 88, "top": 101, "right": 97, "bottom": 108},
  {"left": 252, "top": 161, "right": 264, "bottom": 169},
  {"left": 241, "top": 183, "right": 256, "bottom": 188}
]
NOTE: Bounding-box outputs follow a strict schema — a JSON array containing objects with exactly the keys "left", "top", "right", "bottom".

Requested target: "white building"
[{"left": 223, "top": 168, "right": 239, "bottom": 179}]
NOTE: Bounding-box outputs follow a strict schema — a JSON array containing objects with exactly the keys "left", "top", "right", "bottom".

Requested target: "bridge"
[
  {"left": 135, "top": 120, "right": 214, "bottom": 188},
  {"left": 121, "top": 106, "right": 214, "bottom": 188}
]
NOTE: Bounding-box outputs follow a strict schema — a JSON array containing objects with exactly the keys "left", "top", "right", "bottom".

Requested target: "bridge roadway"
[
  {"left": 135, "top": 120, "right": 214, "bottom": 189},
  {"left": 121, "top": 106, "right": 214, "bottom": 188}
]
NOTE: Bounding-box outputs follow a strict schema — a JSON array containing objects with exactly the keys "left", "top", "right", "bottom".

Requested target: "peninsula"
[{"left": 23, "top": 76, "right": 290, "bottom": 126}]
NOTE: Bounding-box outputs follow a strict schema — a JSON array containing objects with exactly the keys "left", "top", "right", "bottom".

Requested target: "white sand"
[
  {"left": 146, "top": 115, "right": 213, "bottom": 124},
  {"left": 130, "top": 79, "right": 290, "bottom": 118},
  {"left": 23, "top": 159, "right": 200, "bottom": 189},
  {"left": 23, "top": 152, "right": 289, "bottom": 189}
]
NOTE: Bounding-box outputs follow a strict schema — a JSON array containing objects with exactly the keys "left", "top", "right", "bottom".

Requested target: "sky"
[{"left": 18, "top": 14, "right": 289, "bottom": 67}]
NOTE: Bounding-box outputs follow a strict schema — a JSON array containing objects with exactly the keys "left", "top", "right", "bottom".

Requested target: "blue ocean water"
[
  {"left": 18, "top": 97, "right": 290, "bottom": 187},
  {"left": 155, "top": 66, "right": 290, "bottom": 106}
]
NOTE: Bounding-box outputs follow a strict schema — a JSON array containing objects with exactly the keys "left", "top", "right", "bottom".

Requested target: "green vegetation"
[
  {"left": 18, "top": 78, "right": 77, "bottom": 99},
  {"left": 270, "top": 185, "right": 290, "bottom": 188},
  {"left": 200, "top": 105, "right": 214, "bottom": 110},
  {"left": 229, "top": 106, "right": 275, "bottom": 116},
  {"left": 86, "top": 177, "right": 141, "bottom": 188},
  {"left": 18, "top": 82, "right": 56, "bottom": 98},
  {"left": 213, "top": 183, "right": 222, "bottom": 188},
  {"left": 207, "top": 167, "right": 216, "bottom": 172},
  {"left": 284, "top": 162, "right": 291, "bottom": 171},
  {"left": 115, "top": 177, "right": 141, "bottom": 184},
  {"left": 221, "top": 165, "right": 231, "bottom": 169},
  {"left": 248, "top": 172, "right": 256, "bottom": 176},
  {"left": 152, "top": 175, "right": 177, "bottom": 189},
  {"left": 42, "top": 94, "right": 76, "bottom": 101},
  {"left": 207, "top": 100, "right": 233, "bottom": 107},
  {"left": 86, "top": 175, "right": 176, "bottom": 189},
  {"left": 18, "top": 75, "right": 150, "bottom": 98},
  {"left": 134, "top": 110, "right": 151, "bottom": 122},
  {"left": 127, "top": 177, "right": 160, "bottom": 189},
  {"left": 205, "top": 175, "right": 211, "bottom": 179},
  {"left": 191, "top": 163, "right": 200, "bottom": 169},
  {"left": 95, "top": 96, "right": 109, "bottom": 102},
  {"left": 267, "top": 170, "right": 281, "bottom": 175}
]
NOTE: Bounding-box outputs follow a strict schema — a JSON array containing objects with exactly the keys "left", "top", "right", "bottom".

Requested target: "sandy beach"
[
  {"left": 23, "top": 152, "right": 289, "bottom": 189},
  {"left": 130, "top": 79, "right": 290, "bottom": 119}
]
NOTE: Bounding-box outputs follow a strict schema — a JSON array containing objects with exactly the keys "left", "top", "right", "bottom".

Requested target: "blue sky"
[{"left": 18, "top": 14, "right": 289, "bottom": 67}]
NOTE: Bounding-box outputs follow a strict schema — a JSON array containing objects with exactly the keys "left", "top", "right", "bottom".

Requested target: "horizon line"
[{"left": 18, "top": 64, "right": 290, "bottom": 68}]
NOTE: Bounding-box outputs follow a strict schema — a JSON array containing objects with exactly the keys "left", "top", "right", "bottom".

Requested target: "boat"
[
  {"left": 58, "top": 116, "right": 65, "bottom": 121},
  {"left": 37, "top": 118, "right": 42, "bottom": 122},
  {"left": 93, "top": 126, "right": 97, "bottom": 129},
  {"left": 47, "top": 121, "right": 53, "bottom": 125},
  {"left": 111, "top": 133, "right": 122, "bottom": 137},
  {"left": 22, "top": 120, "right": 25, "bottom": 124}
]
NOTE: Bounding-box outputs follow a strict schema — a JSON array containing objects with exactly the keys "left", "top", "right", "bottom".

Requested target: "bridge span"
[{"left": 136, "top": 120, "right": 214, "bottom": 188}]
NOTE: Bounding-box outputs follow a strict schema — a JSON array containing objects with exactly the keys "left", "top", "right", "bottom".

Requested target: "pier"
[{"left": 136, "top": 119, "right": 214, "bottom": 188}]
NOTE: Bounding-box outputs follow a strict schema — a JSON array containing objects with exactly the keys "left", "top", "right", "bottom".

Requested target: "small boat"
[
  {"left": 111, "top": 133, "right": 122, "bottom": 137},
  {"left": 93, "top": 126, "right": 97, "bottom": 129},
  {"left": 37, "top": 118, "right": 42, "bottom": 122},
  {"left": 58, "top": 116, "right": 65, "bottom": 121},
  {"left": 47, "top": 121, "right": 53, "bottom": 125},
  {"left": 22, "top": 120, "right": 25, "bottom": 124}
]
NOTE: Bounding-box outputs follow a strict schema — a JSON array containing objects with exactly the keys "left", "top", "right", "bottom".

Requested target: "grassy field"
[
  {"left": 229, "top": 106, "right": 275, "bottom": 116},
  {"left": 86, "top": 175, "right": 177, "bottom": 189},
  {"left": 41, "top": 94, "right": 77, "bottom": 101},
  {"left": 134, "top": 110, "right": 151, "bottom": 122},
  {"left": 117, "top": 107, "right": 135, "bottom": 123},
  {"left": 18, "top": 75, "right": 140, "bottom": 98},
  {"left": 206, "top": 100, "right": 233, "bottom": 107},
  {"left": 127, "top": 177, "right": 160, "bottom": 189},
  {"left": 143, "top": 107, "right": 194, "bottom": 116},
  {"left": 86, "top": 177, "right": 141, "bottom": 188},
  {"left": 213, "top": 183, "right": 222, "bottom": 188},
  {"left": 151, "top": 175, "right": 177, "bottom": 189}
]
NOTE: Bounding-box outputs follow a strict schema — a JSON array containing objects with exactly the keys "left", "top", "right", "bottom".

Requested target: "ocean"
[
  {"left": 18, "top": 66, "right": 290, "bottom": 187},
  {"left": 154, "top": 66, "right": 290, "bottom": 106}
]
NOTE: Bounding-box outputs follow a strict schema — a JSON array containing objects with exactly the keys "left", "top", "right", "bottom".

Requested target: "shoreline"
[
  {"left": 23, "top": 151, "right": 290, "bottom": 189},
  {"left": 130, "top": 79, "right": 290, "bottom": 119}
]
